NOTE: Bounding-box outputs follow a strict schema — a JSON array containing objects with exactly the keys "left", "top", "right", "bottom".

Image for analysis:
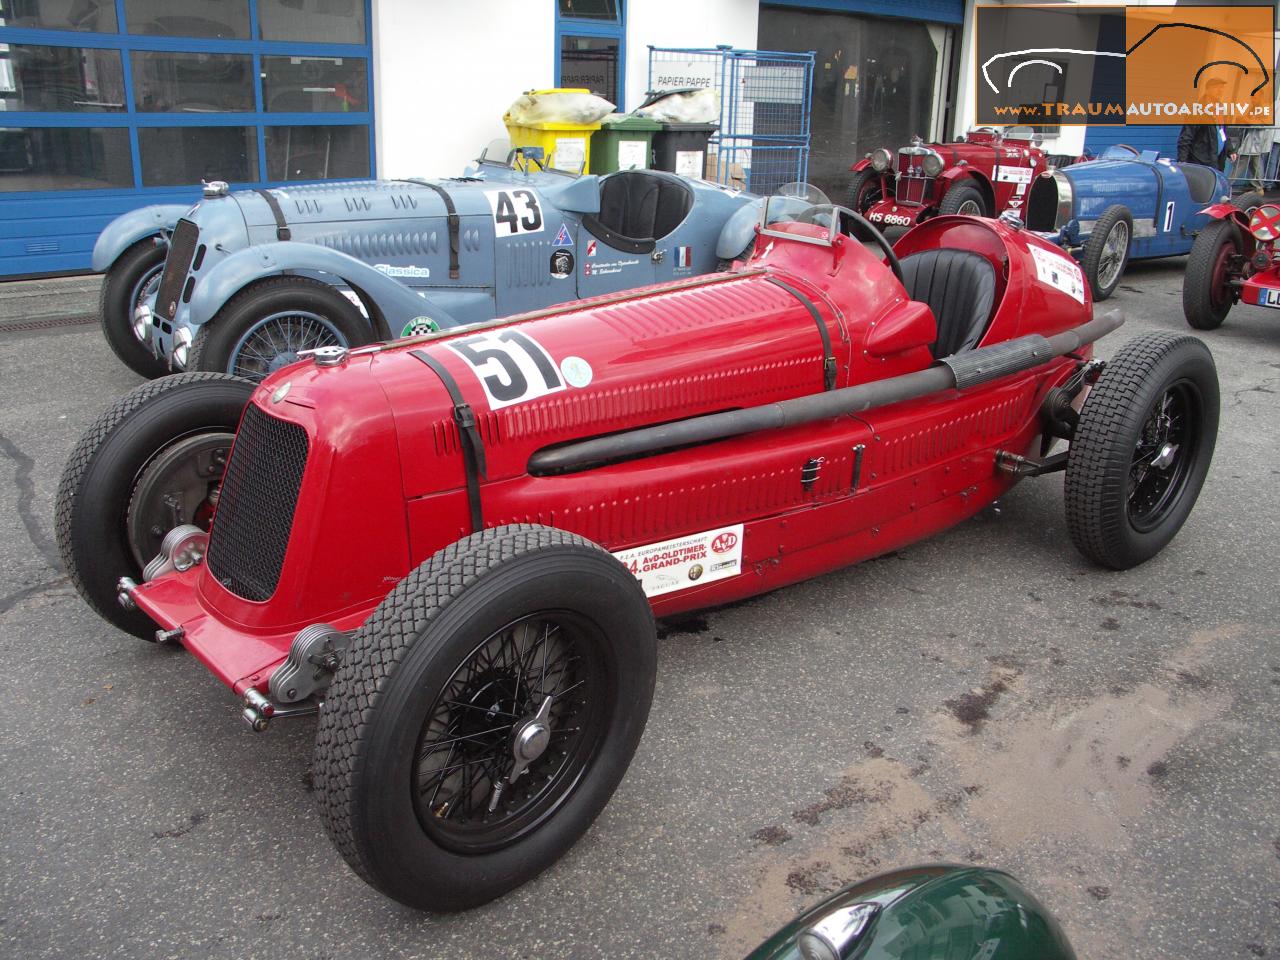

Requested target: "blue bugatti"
[
  {"left": 1024, "top": 144, "right": 1251, "bottom": 301},
  {"left": 91, "top": 150, "right": 759, "bottom": 381}
]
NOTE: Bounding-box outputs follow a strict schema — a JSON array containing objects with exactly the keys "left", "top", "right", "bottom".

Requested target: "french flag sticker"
[{"left": 676, "top": 246, "right": 692, "bottom": 267}]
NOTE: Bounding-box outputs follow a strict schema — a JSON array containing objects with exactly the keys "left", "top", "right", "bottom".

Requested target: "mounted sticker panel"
[
  {"left": 446, "top": 329, "right": 566, "bottom": 409},
  {"left": 485, "top": 189, "right": 545, "bottom": 236},
  {"left": 1029, "top": 244, "right": 1086, "bottom": 303},
  {"left": 612, "top": 524, "right": 744, "bottom": 598}
]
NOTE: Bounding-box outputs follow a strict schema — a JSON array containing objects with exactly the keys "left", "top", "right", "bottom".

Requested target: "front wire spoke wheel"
[
  {"left": 412, "top": 610, "right": 604, "bottom": 854},
  {"left": 1126, "top": 383, "right": 1197, "bottom": 532},
  {"left": 229, "top": 311, "right": 343, "bottom": 381}
]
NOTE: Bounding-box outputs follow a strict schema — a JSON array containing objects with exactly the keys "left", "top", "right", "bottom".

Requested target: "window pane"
[
  {"left": 132, "top": 52, "right": 253, "bottom": 112},
  {"left": 0, "top": 45, "right": 125, "bottom": 112},
  {"left": 258, "top": 0, "right": 366, "bottom": 44},
  {"left": 262, "top": 56, "right": 367, "bottom": 113},
  {"left": 138, "top": 126, "right": 257, "bottom": 185},
  {"left": 560, "top": 36, "right": 619, "bottom": 104},
  {"left": 0, "top": 0, "right": 118, "bottom": 32},
  {"left": 557, "top": 0, "right": 618, "bottom": 21},
  {"left": 122, "top": 0, "right": 250, "bottom": 39},
  {"left": 0, "top": 127, "right": 133, "bottom": 191},
  {"left": 265, "top": 124, "right": 368, "bottom": 180}
]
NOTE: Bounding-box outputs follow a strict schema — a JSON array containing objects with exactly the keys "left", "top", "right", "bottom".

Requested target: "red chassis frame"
[{"left": 128, "top": 217, "right": 1094, "bottom": 699}]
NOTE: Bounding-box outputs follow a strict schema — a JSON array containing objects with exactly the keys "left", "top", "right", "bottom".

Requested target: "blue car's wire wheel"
[
  {"left": 187, "top": 277, "right": 373, "bottom": 381},
  {"left": 228, "top": 310, "right": 346, "bottom": 380}
]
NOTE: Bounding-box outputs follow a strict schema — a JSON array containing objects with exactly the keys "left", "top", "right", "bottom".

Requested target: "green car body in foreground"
[{"left": 744, "top": 865, "right": 1076, "bottom": 960}]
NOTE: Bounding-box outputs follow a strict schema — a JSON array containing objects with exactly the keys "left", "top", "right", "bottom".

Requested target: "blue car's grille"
[{"left": 156, "top": 219, "right": 199, "bottom": 321}]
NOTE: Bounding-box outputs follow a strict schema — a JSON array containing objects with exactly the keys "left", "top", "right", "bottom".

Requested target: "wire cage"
[
  {"left": 648, "top": 46, "right": 815, "bottom": 196},
  {"left": 1227, "top": 129, "right": 1280, "bottom": 195}
]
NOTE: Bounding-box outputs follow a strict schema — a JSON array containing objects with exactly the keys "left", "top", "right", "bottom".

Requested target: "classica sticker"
[{"left": 612, "top": 524, "right": 744, "bottom": 598}]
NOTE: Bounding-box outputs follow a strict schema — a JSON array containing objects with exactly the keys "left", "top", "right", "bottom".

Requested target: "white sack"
[
  {"left": 643, "top": 88, "right": 719, "bottom": 124},
  {"left": 505, "top": 91, "right": 616, "bottom": 125}
]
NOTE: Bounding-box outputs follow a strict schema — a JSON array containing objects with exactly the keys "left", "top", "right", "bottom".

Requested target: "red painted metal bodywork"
[
  {"left": 130, "top": 217, "right": 1094, "bottom": 695},
  {"left": 854, "top": 131, "right": 1051, "bottom": 227}
]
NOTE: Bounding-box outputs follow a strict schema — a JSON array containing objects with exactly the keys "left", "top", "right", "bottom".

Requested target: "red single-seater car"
[
  {"left": 58, "top": 203, "right": 1219, "bottom": 912},
  {"left": 849, "top": 128, "right": 1055, "bottom": 228},
  {"left": 1183, "top": 200, "right": 1280, "bottom": 329}
]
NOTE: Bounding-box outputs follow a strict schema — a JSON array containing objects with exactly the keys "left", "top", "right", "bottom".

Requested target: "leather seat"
[
  {"left": 582, "top": 171, "right": 694, "bottom": 254},
  {"left": 1180, "top": 162, "right": 1218, "bottom": 204},
  {"left": 900, "top": 249, "right": 997, "bottom": 358}
]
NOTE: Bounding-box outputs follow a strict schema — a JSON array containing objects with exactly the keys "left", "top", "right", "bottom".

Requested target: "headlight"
[
  {"left": 132, "top": 303, "right": 152, "bottom": 341},
  {"left": 1249, "top": 204, "right": 1280, "bottom": 242},
  {"left": 173, "top": 326, "right": 193, "bottom": 370},
  {"left": 870, "top": 148, "right": 892, "bottom": 172},
  {"left": 921, "top": 150, "right": 945, "bottom": 177}
]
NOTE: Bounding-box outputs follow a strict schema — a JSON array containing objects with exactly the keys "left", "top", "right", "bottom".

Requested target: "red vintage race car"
[
  {"left": 1183, "top": 200, "right": 1280, "bottom": 329},
  {"left": 849, "top": 128, "right": 1053, "bottom": 229},
  {"left": 58, "top": 204, "right": 1219, "bottom": 912}
]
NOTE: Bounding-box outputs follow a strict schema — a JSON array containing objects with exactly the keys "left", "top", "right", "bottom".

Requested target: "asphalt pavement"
[{"left": 0, "top": 260, "right": 1277, "bottom": 960}]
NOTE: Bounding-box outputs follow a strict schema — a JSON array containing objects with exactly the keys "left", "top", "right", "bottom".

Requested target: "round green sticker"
[{"left": 401, "top": 317, "right": 440, "bottom": 338}]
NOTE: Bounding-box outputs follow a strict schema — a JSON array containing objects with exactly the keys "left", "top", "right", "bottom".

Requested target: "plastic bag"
[
  {"left": 642, "top": 88, "right": 719, "bottom": 124},
  {"left": 505, "top": 90, "right": 616, "bottom": 125}
]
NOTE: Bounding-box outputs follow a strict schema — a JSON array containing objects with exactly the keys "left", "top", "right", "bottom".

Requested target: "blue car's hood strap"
[
  {"left": 400, "top": 179, "right": 461, "bottom": 279},
  {"left": 255, "top": 189, "right": 291, "bottom": 241}
]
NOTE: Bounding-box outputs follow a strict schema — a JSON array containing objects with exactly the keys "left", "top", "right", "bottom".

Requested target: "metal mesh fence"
[
  {"left": 648, "top": 46, "right": 815, "bottom": 195},
  {"left": 1227, "top": 133, "right": 1280, "bottom": 193}
]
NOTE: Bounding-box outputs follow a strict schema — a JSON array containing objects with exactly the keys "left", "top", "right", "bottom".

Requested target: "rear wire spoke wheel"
[
  {"left": 1065, "top": 333, "right": 1219, "bottom": 569},
  {"left": 54, "top": 373, "right": 254, "bottom": 639},
  {"left": 188, "top": 276, "right": 373, "bottom": 382},
  {"left": 314, "top": 525, "right": 656, "bottom": 912}
]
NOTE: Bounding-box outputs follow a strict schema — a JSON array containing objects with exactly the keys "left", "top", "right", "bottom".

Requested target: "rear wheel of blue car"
[
  {"left": 189, "top": 276, "right": 374, "bottom": 382},
  {"left": 1065, "top": 333, "right": 1218, "bottom": 569},
  {"left": 314, "top": 525, "right": 657, "bottom": 911},
  {"left": 99, "top": 239, "right": 171, "bottom": 380},
  {"left": 1080, "top": 204, "right": 1131, "bottom": 302}
]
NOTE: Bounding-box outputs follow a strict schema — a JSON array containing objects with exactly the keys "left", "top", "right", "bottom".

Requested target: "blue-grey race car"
[
  {"left": 1024, "top": 144, "right": 1254, "bottom": 301},
  {"left": 92, "top": 152, "right": 758, "bottom": 381}
]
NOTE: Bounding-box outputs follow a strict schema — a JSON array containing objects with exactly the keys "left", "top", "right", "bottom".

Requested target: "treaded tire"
[
  {"left": 846, "top": 168, "right": 886, "bottom": 215},
  {"left": 99, "top": 239, "right": 170, "bottom": 380},
  {"left": 938, "top": 182, "right": 988, "bottom": 217},
  {"left": 1183, "top": 218, "right": 1240, "bottom": 330},
  {"left": 187, "top": 276, "right": 372, "bottom": 379},
  {"left": 1065, "top": 333, "right": 1218, "bottom": 569},
  {"left": 314, "top": 524, "right": 656, "bottom": 911},
  {"left": 1231, "top": 192, "right": 1265, "bottom": 215},
  {"left": 1079, "top": 204, "right": 1132, "bottom": 302},
  {"left": 54, "top": 373, "right": 254, "bottom": 638}
]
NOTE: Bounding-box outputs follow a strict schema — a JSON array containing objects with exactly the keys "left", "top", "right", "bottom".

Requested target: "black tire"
[
  {"left": 1079, "top": 204, "right": 1132, "bottom": 302},
  {"left": 846, "top": 168, "right": 886, "bottom": 215},
  {"left": 99, "top": 239, "right": 170, "bottom": 379},
  {"left": 1183, "top": 219, "right": 1242, "bottom": 330},
  {"left": 54, "top": 373, "right": 254, "bottom": 639},
  {"left": 1230, "top": 192, "right": 1265, "bottom": 216},
  {"left": 1065, "top": 334, "right": 1218, "bottom": 569},
  {"left": 188, "top": 276, "right": 372, "bottom": 381},
  {"left": 314, "top": 524, "right": 657, "bottom": 911},
  {"left": 937, "top": 181, "right": 988, "bottom": 217}
]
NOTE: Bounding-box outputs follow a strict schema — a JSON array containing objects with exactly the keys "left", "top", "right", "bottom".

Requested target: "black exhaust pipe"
[{"left": 528, "top": 309, "right": 1124, "bottom": 476}]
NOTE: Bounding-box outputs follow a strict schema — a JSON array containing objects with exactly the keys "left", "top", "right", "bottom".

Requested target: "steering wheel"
[{"left": 1112, "top": 143, "right": 1140, "bottom": 156}]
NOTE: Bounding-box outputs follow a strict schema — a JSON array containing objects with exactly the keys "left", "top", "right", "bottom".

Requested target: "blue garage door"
[
  {"left": 1085, "top": 125, "right": 1180, "bottom": 159},
  {"left": 0, "top": 0, "right": 374, "bottom": 279}
]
